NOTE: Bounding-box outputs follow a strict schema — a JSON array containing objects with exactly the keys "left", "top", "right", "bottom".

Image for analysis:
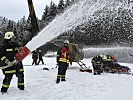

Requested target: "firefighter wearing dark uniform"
[
  {"left": 56, "top": 40, "right": 71, "bottom": 84},
  {"left": 0, "top": 32, "right": 24, "bottom": 94},
  {"left": 37, "top": 50, "right": 44, "bottom": 65},
  {"left": 102, "top": 54, "right": 113, "bottom": 72},
  {"left": 32, "top": 50, "right": 38, "bottom": 65},
  {"left": 91, "top": 55, "right": 103, "bottom": 75}
]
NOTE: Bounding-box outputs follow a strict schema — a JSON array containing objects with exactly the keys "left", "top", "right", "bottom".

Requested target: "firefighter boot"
[
  {"left": 61, "top": 79, "right": 66, "bottom": 81},
  {"left": 61, "top": 76, "right": 66, "bottom": 81},
  {"left": 1, "top": 87, "right": 8, "bottom": 94},
  {"left": 18, "top": 85, "right": 24, "bottom": 90},
  {"left": 56, "top": 77, "right": 60, "bottom": 84}
]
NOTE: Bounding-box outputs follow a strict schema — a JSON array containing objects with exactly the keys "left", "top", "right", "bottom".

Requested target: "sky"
[{"left": 0, "top": 0, "right": 59, "bottom": 22}]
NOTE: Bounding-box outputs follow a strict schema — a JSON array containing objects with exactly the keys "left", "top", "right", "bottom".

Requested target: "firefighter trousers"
[
  {"left": 1, "top": 72, "right": 24, "bottom": 93},
  {"left": 57, "top": 62, "right": 68, "bottom": 81},
  {"left": 38, "top": 59, "right": 44, "bottom": 65}
]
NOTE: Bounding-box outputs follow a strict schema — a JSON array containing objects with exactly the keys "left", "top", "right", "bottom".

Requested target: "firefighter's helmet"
[
  {"left": 4, "top": 32, "right": 15, "bottom": 39},
  {"left": 64, "top": 40, "right": 69, "bottom": 44}
]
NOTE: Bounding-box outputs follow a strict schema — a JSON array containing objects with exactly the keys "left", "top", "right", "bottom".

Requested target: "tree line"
[
  {"left": 0, "top": 0, "right": 76, "bottom": 46},
  {"left": 58, "top": 6, "right": 133, "bottom": 47}
]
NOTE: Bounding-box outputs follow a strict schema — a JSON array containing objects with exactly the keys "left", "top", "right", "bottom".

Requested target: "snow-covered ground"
[{"left": 0, "top": 54, "right": 133, "bottom": 100}]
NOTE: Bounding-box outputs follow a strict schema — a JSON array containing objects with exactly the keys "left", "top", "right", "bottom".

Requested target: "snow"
[{"left": 0, "top": 54, "right": 133, "bottom": 100}]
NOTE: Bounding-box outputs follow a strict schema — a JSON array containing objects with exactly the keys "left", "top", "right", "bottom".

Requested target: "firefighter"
[
  {"left": 0, "top": 32, "right": 24, "bottom": 94},
  {"left": 32, "top": 50, "right": 38, "bottom": 65},
  {"left": 56, "top": 40, "right": 71, "bottom": 84},
  {"left": 102, "top": 54, "right": 113, "bottom": 72},
  {"left": 37, "top": 50, "right": 44, "bottom": 65},
  {"left": 91, "top": 55, "right": 103, "bottom": 75}
]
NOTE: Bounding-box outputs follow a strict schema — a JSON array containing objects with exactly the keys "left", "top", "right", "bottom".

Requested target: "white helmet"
[
  {"left": 4, "top": 32, "right": 15, "bottom": 39},
  {"left": 64, "top": 40, "right": 69, "bottom": 44}
]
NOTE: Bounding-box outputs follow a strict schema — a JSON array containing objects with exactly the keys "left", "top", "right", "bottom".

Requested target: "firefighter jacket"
[
  {"left": 32, "top": 50, "right": 38, "bottom": 60},
  {"left": 0, "top": 40, "right": 24, "bottom": 74},
  {"left": 57, "top": 45, "right": 70, "bottom": 64},
  {"left": 91, "top": 55, "right": 103, "bottom": 66},
  {"left": 38, "top": 52, "right": 43, "bottom": 60}
]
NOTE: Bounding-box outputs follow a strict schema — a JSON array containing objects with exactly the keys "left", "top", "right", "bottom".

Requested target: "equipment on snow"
[
  {"left": 43, "top": 67, "right": 49, "bottom": 70},
  {"left": 80, "top": 68, "right": 92, "bottom": 73},
  {"left": 110, "top": 62, "right": 131, "bottom": 74},
  {"left": 77, "top": 61, "right": 92, "bottom": 72}
]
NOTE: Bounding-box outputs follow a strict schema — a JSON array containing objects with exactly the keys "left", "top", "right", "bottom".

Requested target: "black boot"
[
  {"left": 56, "top": 78, "right": 60, "bottom": 84},
  {"left": 18, "top": 85, "right": 24, "bottom": 90},
  {"left": 94, "top": 73, "right": 97, "bottom": 75},
  {"left": 1, "top": 87, "right": 8, "bottom": 94},
  {"left": 61, "top": 78, "right": 66, "bottom": 81}
]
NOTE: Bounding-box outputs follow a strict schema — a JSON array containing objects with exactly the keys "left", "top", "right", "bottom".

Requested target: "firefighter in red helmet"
[{"left": 56, "top": 40, "right": 71, "bottom": 84}]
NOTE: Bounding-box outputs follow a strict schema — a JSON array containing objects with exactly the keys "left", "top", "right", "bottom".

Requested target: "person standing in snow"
[
  {"left": 37, "top": 50, "right": 44, "bottom": 65},
  {"left": 0, "top": 32, "right": 24, "bottom": 94},
  {"left": 32, "top": 50, "right": 38, "bottom": 65},
  {"left": 56, "top": 40, "right": 71, "bottom": 84}
]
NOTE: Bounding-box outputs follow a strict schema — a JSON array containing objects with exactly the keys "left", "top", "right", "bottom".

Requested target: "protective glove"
[{"left": 5, "top": 59, "right": 15, "bottom": 67}]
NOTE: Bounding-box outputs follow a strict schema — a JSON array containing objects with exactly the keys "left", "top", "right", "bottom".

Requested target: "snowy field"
[{"left": 0, "top": 54, "right": 133, "bottom": 100}]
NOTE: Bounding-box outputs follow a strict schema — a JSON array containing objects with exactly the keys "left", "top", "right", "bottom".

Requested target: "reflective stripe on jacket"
[{"left": 58, "top": 46, "right": 70, "bottom": 63}]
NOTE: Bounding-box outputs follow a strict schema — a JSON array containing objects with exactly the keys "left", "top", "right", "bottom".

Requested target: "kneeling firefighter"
[
  {"left": 102, "top": 54, "right": 113, "bottom": 72},
  {"left": 56, "top": 40, "right": 72, "bottom": 84},
  {"left": 91, "top": 55, "right": 103, "bottom": 75},
  {"left": 0, "top": 32, "right": 24, "bottom": 94}
]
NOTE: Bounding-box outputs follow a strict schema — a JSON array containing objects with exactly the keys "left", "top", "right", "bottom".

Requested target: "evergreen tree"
[
  {"left": 7, "top": 20, "right": 14, "bottom": 31},
  {"left": 42, "top": 5, "right": 49, "bottom": 21},
  {"left": 20, "top": 16, "right": 27, "bottom": 26},
  {"left": 48, "top": 2, "right": 57, "bottom": 20},
  {"left": 65, "top": 0, "right": 71, "bottom": 8},
  {"left": 71, "top": 0, "right": 75, "bottom": 4},
  {"left": 57, "top": 0, "right": 65, "bottom": 13},
  {"left": 1, "top": 17, "right": 7, "bottom": 33}
]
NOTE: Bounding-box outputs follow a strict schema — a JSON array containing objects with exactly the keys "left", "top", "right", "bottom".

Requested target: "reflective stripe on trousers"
[{"left": 5, "top": 70, "right": 16, "bottom": 74}]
